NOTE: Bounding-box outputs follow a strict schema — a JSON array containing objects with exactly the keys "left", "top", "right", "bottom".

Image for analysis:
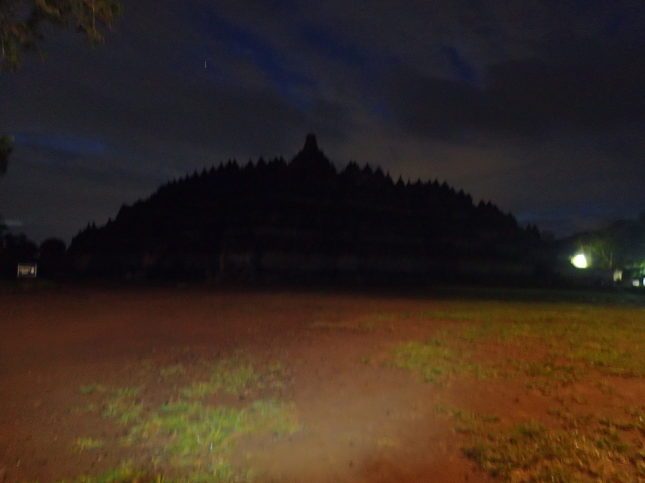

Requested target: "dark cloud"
[
  {"left": 388, "top": 69, "right": 485, "bottom": 140},
  {"left": 486, "top": 47, "right": 645, "bottom": 131},
  {"left": 388, "top": 45, "right": 645, "bottom": 141}
]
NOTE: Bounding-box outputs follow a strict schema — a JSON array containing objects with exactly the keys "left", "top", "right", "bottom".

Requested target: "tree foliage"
[
  {"left": 0, "top": 0, "right": 121, "bottom": 176},
  {"left": 581, "top": 235, "right": 616, "bottom": 269},
  {"left": 0, "top": 0, "right": 122, "bottom": 72}
]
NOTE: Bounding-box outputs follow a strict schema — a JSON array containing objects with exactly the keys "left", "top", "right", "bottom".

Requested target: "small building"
[
  {"left": 616, "top": 267, "right": 645, "bottom": 287},
  {"left": 17, "top": 263, "right": 37, "bottom": 278}
]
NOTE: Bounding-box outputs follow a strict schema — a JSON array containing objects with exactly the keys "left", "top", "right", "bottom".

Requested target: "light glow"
[{"left": 571, "top": 253, "right": 588, "bottom": 269}]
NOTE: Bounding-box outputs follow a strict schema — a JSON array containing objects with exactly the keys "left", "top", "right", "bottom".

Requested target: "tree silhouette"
[
  {"left": 39, "top": 237, "right": 66, "bottom": 277},
  {"left": 0, "top": 231, "right": 38, "bottom": 278}
]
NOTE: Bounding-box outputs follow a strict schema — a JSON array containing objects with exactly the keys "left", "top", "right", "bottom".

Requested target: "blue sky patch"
[
  {"left": 187, "top": 4, "right": 315, "bottom": 109},
  {"left": 441, "top": 45, "right": 480, "bottom": 87},
  {"left": 15, "top": 133, "right": 111, "bottom": 157}
]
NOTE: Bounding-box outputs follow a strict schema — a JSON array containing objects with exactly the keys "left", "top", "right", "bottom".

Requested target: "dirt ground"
[{"left": 1, "top": 285, "right": 641, "bottom": 483}]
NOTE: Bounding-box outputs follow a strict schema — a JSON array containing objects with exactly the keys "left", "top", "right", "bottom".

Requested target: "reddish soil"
[{"left": 1, "top": 285, "right": 638, "bottom": 483}]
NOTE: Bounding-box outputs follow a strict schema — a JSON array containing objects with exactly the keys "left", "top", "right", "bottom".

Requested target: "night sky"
[{"left": 1, "top": 0, "right": 644, "bottom": 244}]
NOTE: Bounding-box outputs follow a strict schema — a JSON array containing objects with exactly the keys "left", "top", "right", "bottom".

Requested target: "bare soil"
[{"left": 0, "top": 285, "right": 640, "bottom": 483}]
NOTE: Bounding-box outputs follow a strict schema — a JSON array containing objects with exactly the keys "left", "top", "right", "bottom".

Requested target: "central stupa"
[{"left": 290, "top": 133, "right": 336, "bottom": 174}]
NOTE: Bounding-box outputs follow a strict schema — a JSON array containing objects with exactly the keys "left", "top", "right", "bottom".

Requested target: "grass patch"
[
  {"left": 463, "top": 421, "right": 637, "bottom": 482},
  {"left": 159, "top": 364, "right": 187, "bottom": 378},
  {"left": 79, "top": 384, "right": 109, "bottom": 395},
  {"left": 391, "top": 298, "right": 645, "bottom": 481},
  {"left": 180, "top": 359, "right": 290, "bottom": 399},
  {"left": 71, "top": 403, "right": 97, "bottom": 413},
  {"left": 442, "top": 404, "right": 645, "bottom": 483},
  {"left": 506, "top": 358, "right": 587, "bottom": 395},
  {"left": 435, "top": 405, "right": 500, "bottom": 434},
  {"left": 102, "top": 388, "right": 144, "bottom": 424},
  {"left": 41, "top": 461, "right": 165, "bottom": 483},
  {"left": 393, "top": 301, "right": 645, "bottom": 384},
  {"left": 76, "top": 356, "right": 299, "bottom": 482},
  {"left": 124, "top": 399, "right": 300, "bottom": 477},
  {"left": 71, "top": 438, "right": 105, "bottom": 452},
  {"left": 390, "top": 334, "right": 490, "bottom": 383}
]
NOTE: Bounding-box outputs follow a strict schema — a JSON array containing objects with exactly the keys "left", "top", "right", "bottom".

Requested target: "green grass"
[
  {"left": 391, "top": 301, "right": 645, "bottom": 384},
  {"left": 507, "top": 358, "right": 587, "bottom": 396},
  {"left": 390, "top": 339, "right": 488, "bottom": 383},
  {"left": 71, "top": 403, "right": 97, "bottom": 413},
  {"left": 71, "top": 437, "right": 105, "bottom": 452},
  {"left": 435, "top": 402, "right": 645, "bottom": 482},
  {"left": 75, "top": 356, "right": 299, "bottom": 482},
  {"left": 123, "top": 398, "right": 300, "bottom": 477},
  {"left": 460, "top": 412, "right": 645, "bottom": 482},
  {"left": 78, "top": 384, "right": 110, "bottom": 395},
  {"left": 180, "top": 359, "right": 290, "bottom": 399},
  {"left": 102, "top": 388, "right": 144, "bottom": 424},
  {"left": 397, "top": 299, "right": 645, "bottom": 481},
  {"left": 412, "top": 298, "right": 645, "bottom": 482},
  {"left": 435, "top": 405, "right": 500, "bottom": 434},
  {"left": 41, "top": 461, "right": 166, "bottom": 483},
  {"left": 159, "top": 364, "right": 187, "bottom": 378}
]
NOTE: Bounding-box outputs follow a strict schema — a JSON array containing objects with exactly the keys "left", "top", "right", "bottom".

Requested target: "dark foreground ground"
[{"left": 2, "top": 283, "right": 645, "bottom": 483}]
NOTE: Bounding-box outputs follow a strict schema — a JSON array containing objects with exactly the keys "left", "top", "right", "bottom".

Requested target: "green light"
[{"left": 571, "top": 253, "right": 588, "bottom": 269}]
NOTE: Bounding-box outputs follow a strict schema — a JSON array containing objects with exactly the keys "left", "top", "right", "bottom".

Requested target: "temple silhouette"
[{"left": 68, "top": 134, "right": 542, "bottom": 282}]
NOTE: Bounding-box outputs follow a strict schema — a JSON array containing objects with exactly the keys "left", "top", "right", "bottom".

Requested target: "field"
[{"left": 2, "top": 283, "right": 645, "bottom": 483}]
